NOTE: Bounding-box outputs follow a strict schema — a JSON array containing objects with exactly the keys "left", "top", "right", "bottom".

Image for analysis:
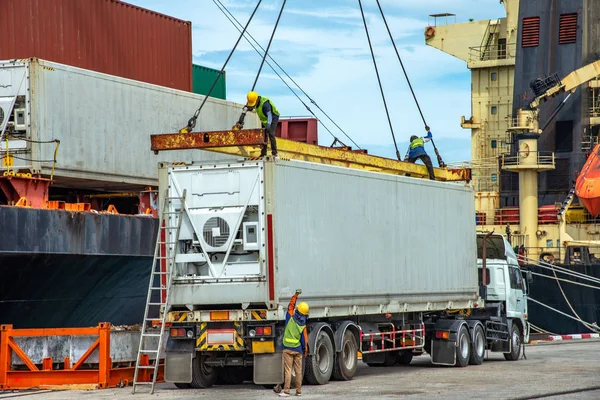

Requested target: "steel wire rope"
[
  {"left": 251, "top": 0, "right": 287, "bottom": 91},
  {"left": 528, "top": 297, "right": 599, "bottom": 331},
  {"left": 527, "top": 270, "right": 600, "bottom": 290},
  {"left": 358, "top": 0, "right": 400, "bottom": 160},
  {"left": 213, "top": 0, "right": 361, "bottom": 149},
  {"left": 374, "top": 0, "right": 445, "bottom": 167},
  {"left": 520, "top": 255, "right": 600, "bottom": 284},
  {"left": 211, "top": 0, "right": 349, "bottom": 147},
  {"left": 183, "top": 0, "right": 264, "bottom": 132}
]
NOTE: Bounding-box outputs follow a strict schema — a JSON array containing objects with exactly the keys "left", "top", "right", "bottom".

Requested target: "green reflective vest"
[
  {"left": 256, "top": 96, "right": 280, "bottom": 126},
  {"left": 283, "top": 318, "right": 305, "bottom": 348},
  {"left": 410, "top": 138, "right": 424, "bottom": 149}
]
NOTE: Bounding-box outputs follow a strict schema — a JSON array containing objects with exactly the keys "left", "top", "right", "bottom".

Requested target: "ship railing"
[
  {"left": 501, "top": 152, "right": 555, "bottom": 168},
  {"left": 506, "top": 114, "right": 536, "bottom": 131},
  {"left": 468, "top": 43, "right": 516, "bottom": 62}
]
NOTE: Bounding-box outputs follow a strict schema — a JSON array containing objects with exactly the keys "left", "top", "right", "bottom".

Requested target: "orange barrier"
[{"left": 0, "top": 323, "right": 163, "bottom": 390}]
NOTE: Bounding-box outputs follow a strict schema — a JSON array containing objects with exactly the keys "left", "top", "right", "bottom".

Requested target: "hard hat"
[
  {"left": 297, "top": 302, "right": 309, "bottom": 315},
  {"left": 410, "top": 135, "right": 418, "bottom": 142},
  {"left": 247, "top": 91, "right": 259, "bottom": 107}
]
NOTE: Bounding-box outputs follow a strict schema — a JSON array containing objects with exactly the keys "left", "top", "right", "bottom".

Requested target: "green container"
[{"left": 192, "top": 64, "right": 226, "bottom": 100}]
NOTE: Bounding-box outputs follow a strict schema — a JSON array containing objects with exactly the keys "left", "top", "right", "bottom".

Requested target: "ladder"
[
  {"left": 132, "top": 189, "right": 187, "bottom": 394},
  {"left": 557, "top": 184, "right": 576, "bottom": 219}
]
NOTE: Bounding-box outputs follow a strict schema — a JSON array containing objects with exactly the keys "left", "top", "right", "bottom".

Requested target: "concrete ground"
[{"left": 2, "top": 341, "right": 599, "bottom": 400}]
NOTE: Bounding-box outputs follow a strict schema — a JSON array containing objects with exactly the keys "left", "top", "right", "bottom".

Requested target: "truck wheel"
[
  {"left": 504, "top": 323, "right": 522, "bottom": 361},
  {"left": 174, "top": 382, "right": 191, "bottom": 389},
  {"left": 396, "top": 350, "right": 413, "bottom": 365},
  {"left": 190, "top": 354, "right": 218, "bottom": 388},
  {"left": 469, "top": 325, "right": 485, "bottom": 365},
  {"left": 304, "top": 331, "right": 334, "bottom": 385},
  {"left": 455, "top": 325, "right": 470, "bottom": 367},
  {"left": 332, "top": 331, "right": 358, "bottom": 381}
]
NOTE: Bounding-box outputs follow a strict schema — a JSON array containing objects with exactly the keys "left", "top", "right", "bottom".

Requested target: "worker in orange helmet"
[
  {"left": 246, "top": 91, "right": 280, "bottom": 157},
  {"left": 273, "top": 289, "right": 308, "bottom": 397}
]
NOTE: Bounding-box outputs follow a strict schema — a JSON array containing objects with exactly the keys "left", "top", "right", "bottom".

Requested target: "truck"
[{"left": 155, "top": 157, "right": 530, "bottom": 388}]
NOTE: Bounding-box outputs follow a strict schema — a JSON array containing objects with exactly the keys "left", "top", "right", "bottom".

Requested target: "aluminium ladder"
[{"left": 132, "top": 189, "right": 187, "bottom": 394}]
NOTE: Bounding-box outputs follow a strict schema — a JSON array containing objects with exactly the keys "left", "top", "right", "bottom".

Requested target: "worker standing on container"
[
  {"left": 404, "top": 126, "right": 435, "bottom": 180},
  {"left": 274, "top": 289, "right": 308, "bottom": 397},
  {"left": 246, "top": 91, "right": 279, "bottom": 157}
]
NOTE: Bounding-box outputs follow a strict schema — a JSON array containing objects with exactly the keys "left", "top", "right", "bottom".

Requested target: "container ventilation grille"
[
  {"left": 203, "top": 217, "right": 230, "bottom": 248},
  {"left": 522, "top": 17, "right": 540, "bottom": 48}
]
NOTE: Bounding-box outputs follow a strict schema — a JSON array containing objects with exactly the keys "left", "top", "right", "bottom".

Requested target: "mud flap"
[
  {"left": 165, "top": 352, "right": 193, "bottom": 383},
  {"left": 254, "top": 353, "right": 283, "bottom": 384},
  {"left": 431, "top": 339, "right": 456, "bottom": 365},
  {"left": 165, "top": 338, "right": 195, "bottom": 383}
]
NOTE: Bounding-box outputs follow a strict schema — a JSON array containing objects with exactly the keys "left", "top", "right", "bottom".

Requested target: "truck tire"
[
  {"left": 396, "top": 350, "right": 413, "bottom": 365},
  {"left": 332, "top": 331, "right": 358, "bottom": 381},
  {"left": 455, "top": 325, "right": 471, "bottom": 367},
  {"left": 174, "top": 382, "right": 192, "bottom": 389},
  {"left": 190, "top": 354, "right": 218, "bottom": 388},
  {"left": 469, "top": 325, "right": 485, "bottom": 365},
  {"left": 304, "top": 331, "right": 334, "bottom": 385},
  {"left": 503, "top": 323, "right": 522, "bottom": 361}
]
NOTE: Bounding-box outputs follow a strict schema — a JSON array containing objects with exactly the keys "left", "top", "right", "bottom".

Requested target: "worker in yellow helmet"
[
  {"left": 246, "top": 91, "right": 280, "bottom": 157},
  {"left": 274, "top": 289, "right": 308, "bottom": 397},
  {"left": 403, "top": 126, "right": 435, "bottom": 180}
]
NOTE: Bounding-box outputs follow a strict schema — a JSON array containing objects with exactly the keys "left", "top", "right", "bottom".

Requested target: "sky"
[{"left": 129, "top": 0, "right": 507, "bottom": 163}]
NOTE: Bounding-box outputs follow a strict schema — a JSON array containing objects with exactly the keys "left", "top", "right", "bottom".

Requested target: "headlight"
[{"left": 249, "top": 329, "right": 256, "bottom": 337}]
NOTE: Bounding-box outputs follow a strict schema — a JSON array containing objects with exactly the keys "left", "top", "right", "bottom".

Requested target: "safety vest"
[
  {"left": 283, "top": 318, "right": 305, "bottom": 348},
  {"left": 256, "top": 96, "right": 280, "bottom": 126},
  {"left": 410, "top": 137, "right": 424, "bottom": 149}
]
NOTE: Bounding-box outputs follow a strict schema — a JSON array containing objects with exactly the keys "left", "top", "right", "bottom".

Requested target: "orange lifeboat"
[{"left": 575, "top": 143, "right": 600, "bottom": 216}]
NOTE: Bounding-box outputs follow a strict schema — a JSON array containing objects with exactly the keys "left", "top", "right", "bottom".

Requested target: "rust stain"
[{"left": 151, "top": 129, "right": 265, "bottom": 150}]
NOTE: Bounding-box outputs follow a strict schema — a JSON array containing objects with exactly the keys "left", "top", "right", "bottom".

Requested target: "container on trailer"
[
  {"left": 0, "top": 0, "right": 192, "bottom": 91},
  {"left": 160, "top": 158, "right": 478, "bottom": 316},
  {"left": 192, "top": 64, "right": 226, "bottom": 100},
  {"left": 0, "top": 58, "right": 260, "bottom": 190}
]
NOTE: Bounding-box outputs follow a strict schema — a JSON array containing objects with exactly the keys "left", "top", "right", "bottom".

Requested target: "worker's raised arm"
[
  {"left": 424, "top": 130, "right": 432, "bottom": 143},
  {"left": 286, "top": 289, "right": 302, "bottom": 323}
]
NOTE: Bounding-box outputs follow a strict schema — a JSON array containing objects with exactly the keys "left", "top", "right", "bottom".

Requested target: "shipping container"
[
  {"left": 192, "top": 64, "right": 226, "bottom": 100},
  {"left": 160, "top": 158, "right": 478, "bottom": 311},
  {"left": 0, "top": 58, "right": 260, "bottom": 190},
  {"left": 0, "top": 0, "right": 192, "bottom": 91},
  {"left": 275, "top": 117, "right": 318, "bottom": 145}
]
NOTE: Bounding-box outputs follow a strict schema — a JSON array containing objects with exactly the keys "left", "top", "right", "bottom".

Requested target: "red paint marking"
[
  {"left": 582, "top": 334, "right": 592, "bottom": 339},
  {"left": 160, "top": 220, "right": 167, "bottom": 303},
  {"left": 267, "top": 214, "right": 275, "bottom": 301}
]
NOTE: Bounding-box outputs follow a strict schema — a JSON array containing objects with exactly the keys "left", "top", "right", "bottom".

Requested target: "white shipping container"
[
  {"left": 161, "top": 158, "right": 478, "bottom": 319},
  {"left": 0, "top": 58, "right": 260, "bottom": 189}
]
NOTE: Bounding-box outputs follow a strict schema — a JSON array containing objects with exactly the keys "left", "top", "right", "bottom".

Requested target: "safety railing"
[
  {"left": 0, "top": 323, "right": 163, "bottom": 390},
  {"left": 468, "top": 43, "right": 516, "bottom": 62},
  {"left": 501, "top": 152, "right": 555, "bottom": 168},
  {"left": 360, "top": 323, "right": 425, "bottom": 354}
]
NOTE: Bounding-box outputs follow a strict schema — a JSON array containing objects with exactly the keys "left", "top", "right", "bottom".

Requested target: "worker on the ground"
[
  {"left": 274, "top": 288, "right": 308, "bottom": 397},
  {"left": 403, "top": 126, "right": 435, "bottom": 180},
  {"left": 246, "top": 91, "right": 279, "bottom": 157}
]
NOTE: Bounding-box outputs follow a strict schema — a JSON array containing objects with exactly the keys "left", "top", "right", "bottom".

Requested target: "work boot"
[{"left": 278, "top": 392, "right": 290, "bottom": 398}]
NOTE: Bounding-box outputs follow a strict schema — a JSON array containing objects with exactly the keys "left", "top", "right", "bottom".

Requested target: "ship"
[{"left": 425, "top": 0, "right": 600, "bottom": 334}]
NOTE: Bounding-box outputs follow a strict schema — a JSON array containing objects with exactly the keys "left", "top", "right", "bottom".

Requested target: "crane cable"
[
  {"left": 358, "top": 0, "right": 401, "bottom": 161},
  {"left": 180, "top": 0, "right": 263, "bottom": 133},
  {"left": 251, "top": 0, "right": 286, "bottom": 91},
  {"left": 212, "top": 0, "right": 360, "bottom": 149},
  {"left": 374, "top": 0, "right": 446, "bottom": 168}
]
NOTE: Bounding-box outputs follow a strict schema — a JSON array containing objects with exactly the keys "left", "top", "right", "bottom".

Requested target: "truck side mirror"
[{"left": 526, "top": 270, "right": 533, "bottom": 283}]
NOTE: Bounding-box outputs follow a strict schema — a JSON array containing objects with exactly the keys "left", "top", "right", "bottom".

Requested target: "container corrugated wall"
[
  {"left": 192, "top": 64, "right": 226, "bottom": 100},
  {"left": 0, "top": 0, "right": 192, "bottom": 91},
  {"left": 0, "top": 58, "right": 260, "bottom": 189},
  {"left": 271, "top": 160, "right": 478, "bottom": 308}
]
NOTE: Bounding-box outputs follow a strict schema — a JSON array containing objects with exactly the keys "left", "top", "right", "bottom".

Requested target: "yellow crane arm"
[
  {"left": 530, "top": 60, "right": 600, "bottom": 109},
  {"left": 150, "top": 130, "right": 471, "bottom": 182}
]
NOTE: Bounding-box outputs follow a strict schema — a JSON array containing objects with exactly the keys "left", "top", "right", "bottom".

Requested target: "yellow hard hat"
[
  {"left": 247, "top": 91, "right": 259, "bottom": 107},
  {"left": 297, "top": 302, "right": 309, "bottom": 315}
]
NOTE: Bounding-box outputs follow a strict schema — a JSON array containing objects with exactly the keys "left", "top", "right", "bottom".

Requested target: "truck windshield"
[{"left": 477, "top": 235, "right": 507, "bottom": 260}]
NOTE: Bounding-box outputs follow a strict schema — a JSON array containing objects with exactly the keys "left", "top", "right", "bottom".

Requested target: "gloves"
[
  {"left": 425, "top": 125, "right": 430, "bottom": 131},
  {"left": 296, "top": 289, "right": 302, "bottom": 294}
]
